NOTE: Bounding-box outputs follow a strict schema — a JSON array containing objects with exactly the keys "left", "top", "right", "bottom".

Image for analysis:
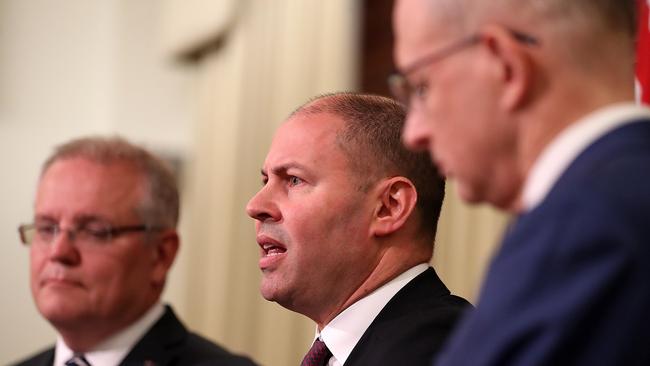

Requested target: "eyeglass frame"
[
  {"left": 18, "top": 222, "right": 164, "bottom": 247},
  {"left": 388, "top": 29, "right": 540, "bottom": 106}
]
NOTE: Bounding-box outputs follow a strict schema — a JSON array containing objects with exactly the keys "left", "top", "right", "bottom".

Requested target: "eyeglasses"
[
  {"left": 388, "top": 30, "right": 539, "bottom": 106},
  {"left": 18, "top": 222, "right": 162, "bottom": 247}
]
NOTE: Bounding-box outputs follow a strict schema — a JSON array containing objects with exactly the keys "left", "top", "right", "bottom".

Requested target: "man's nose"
[
  {"left": 402, "top": 112, "right": 432, "bottom": 152},
  {"left": 246, "top": 186, "right": 280, "bottom": 222},
  {"left": 48, "top": 228, "right": 81, "bottom": 265}
]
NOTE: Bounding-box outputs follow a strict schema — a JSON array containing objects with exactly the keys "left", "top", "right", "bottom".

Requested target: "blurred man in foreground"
[{"left": 392, "top": 0, "right": 650, "bottom": 364}]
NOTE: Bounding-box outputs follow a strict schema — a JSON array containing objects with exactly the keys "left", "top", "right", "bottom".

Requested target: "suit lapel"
[
  {"left": 119, "top": 306, "right": 188, "bottom": 366},
  {"left": 505, "top": 119, "right": 650, "bottom": 248},
  {"left": 39, "top": 349, "right": 55, "bottom": 366},
  {"left": 344, "top": 268, "right": 450, "bottom": 365},
  {"left": 541, "top": 119, "right": 650, "bottom": 211}
]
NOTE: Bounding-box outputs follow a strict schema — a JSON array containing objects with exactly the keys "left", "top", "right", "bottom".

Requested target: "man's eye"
[
  {"left": 84, "top": 227, "right": 112, "bottom": 241},
  {"left": 288, "top": 176, "right": 303, "bottom": 186},
  {"left": 36, "top": 225, "right": 57, "bottom": 236},
  {"left": 82, "top": 222, "right": 113, "bottom": 241},
  {"left": 413, "top": 82, "right": 429, "bottom": 99}
]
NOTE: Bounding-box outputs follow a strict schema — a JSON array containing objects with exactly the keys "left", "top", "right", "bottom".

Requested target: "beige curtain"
[
  {"left": 433, "top": 185, "right": 509, "bottom": 302},
  {"left": 162, "top": 1, "right": 508, "bottom": 365},
  {"left": 164, "top": 1, "right": 361, "bottom": 364}
]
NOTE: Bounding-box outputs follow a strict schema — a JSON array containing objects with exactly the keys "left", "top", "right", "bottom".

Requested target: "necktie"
[
  {"left": 65, "top": 354, "right": 92, "bottom": 366},
  {"left": 301, "top": 339, "right": 331, "bottom": 366}
]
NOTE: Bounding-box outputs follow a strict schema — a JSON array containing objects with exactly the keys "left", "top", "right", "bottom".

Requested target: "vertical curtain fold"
[{"left": 174, "top": 1, "right": 361, "bottom": 364}]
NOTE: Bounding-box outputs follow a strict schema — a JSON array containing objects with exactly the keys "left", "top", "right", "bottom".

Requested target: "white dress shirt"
[
  {"left": 521, "top": 103, "right": 650, "bottom": 211},
  {"left": 311, "top": 263, "right": 429, "bottom": 366},
  {"left": 53, "top": 302, "right": 165, "bottom": 366}
]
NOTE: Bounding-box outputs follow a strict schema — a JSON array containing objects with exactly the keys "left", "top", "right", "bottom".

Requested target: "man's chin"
[
  {"left": 453, "top": 179, "right": 483, "bottom": 204},
  {"left": 37, "top": 297, "right": 88, "bottom": 325},
  {"left": 259, "top": 277, "right": 290, "bottom": 305},
  {"left": 259, "top": 283, "right": 279, "bottom": 302}
]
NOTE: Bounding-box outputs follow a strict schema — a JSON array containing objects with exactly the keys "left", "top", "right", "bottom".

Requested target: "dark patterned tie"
[
  {"left": 301, "top": 339, "right": 331, "bottom": 366},
  {"left": 65, "top": 354, "right": 92, "bottom": 366}
]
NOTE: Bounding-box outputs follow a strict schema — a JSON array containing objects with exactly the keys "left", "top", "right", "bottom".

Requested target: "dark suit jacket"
[
  {"left": 12, "top": 305, "right": 257, "bottom": 366},
  {"left": 343, "top": 267, "right": 471, "bottom": 366},
  {"left": 436, "top": 118, "right": 650, "bottom": 365}
]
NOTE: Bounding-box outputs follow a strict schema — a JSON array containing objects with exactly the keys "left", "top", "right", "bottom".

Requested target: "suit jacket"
[
  {"left": 343, "top": 267, "right": 471, "bottom": 366},
  {"left": 12, "top": 305, "right": 257, "bottom": 366},
  {"left": 436, "top": 119, "right": 650, "bottom": 365}
]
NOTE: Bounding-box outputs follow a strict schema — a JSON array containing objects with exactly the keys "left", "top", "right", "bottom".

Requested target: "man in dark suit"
[
  {"left": 392, "top": 0, "right": 650, "bottom": 364},
  {"left": 246, "top": 93, "right": 470, "bottom": 365},
  {"left": 12, "top": 137, "right": 256, "bottom": 366}
]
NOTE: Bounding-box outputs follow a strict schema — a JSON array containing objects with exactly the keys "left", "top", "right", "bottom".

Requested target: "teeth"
[{"left": 262, "top": 243, "right": 285, "bottom": 256}]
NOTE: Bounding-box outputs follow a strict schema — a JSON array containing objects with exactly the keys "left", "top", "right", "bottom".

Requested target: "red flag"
[{"left": 638, "top": 0, "right": 650, "bottom": 104}]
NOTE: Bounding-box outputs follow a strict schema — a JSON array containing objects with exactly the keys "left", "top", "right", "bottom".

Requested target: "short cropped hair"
[
  {"left": 292, "top": 93, "right": 445, "bottom": 243},
  {"left": 42, "top": 136, "right": 179, "bottom": 228},
  {"left": 451, "top": 0, "right": 637, "bottom": 47},
  {"left": 450, "top": 0, "right": 636, "bottom": 35}
]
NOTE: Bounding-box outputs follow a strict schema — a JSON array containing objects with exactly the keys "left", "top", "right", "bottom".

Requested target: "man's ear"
[
  {"left": 371, "top": 177, "right": 418, "bottom": 237},
  {"left": 480, "top": 24, "right": 536, "bottom": 111},
  {"left": 150, "top": 230, "right": 179, "bottom": 288}
]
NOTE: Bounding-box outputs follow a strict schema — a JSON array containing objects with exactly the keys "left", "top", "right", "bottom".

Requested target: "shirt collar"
[
  {"left": 315, "top": 263, "right": 428, "bottom": 366},
  {"left": 522, "top": 103, "right": 650, "bottom": 211},
  {"left": 54, "top": 302, "right": 165, "bottom": 366}
]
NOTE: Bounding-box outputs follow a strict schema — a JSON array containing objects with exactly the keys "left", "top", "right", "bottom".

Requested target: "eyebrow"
[
  {"left": 34, "top": 213, "right": 108, "bottom": 224},
  {"left": 34, "top": 214, "right": 57, "bottom": 223},
  {"left": 261, "top": 162, "right": 308, "bottom": 177}
]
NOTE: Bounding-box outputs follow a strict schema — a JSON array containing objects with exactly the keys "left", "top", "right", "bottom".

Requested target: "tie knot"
[
  {"left": 300, "top": 339, "right": 331, "bottom": 366},
  {"left": 65, "top": 354, "right": 92, "bottom": 366}
]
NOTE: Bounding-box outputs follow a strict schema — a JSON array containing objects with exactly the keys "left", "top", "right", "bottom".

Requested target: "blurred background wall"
[
  {"left": 0, "top": 0, "right": 507, "bottom": 364},
  {"left": 0, "top": 0, "right": 195, "bottom": 363}
]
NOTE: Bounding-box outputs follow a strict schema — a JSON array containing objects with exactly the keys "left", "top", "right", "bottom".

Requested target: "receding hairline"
[
  {"left": 40, "top": 136, "right": 180, "bottom": 228},
  {"left": 289, "top": 92, "right": 360, "bottom": 118},
  {"left": 292, "top": 92, "right": 445, "bottom": 242},
  {"left": 287, "top": 96, "right": 371, "bottom": 188}
]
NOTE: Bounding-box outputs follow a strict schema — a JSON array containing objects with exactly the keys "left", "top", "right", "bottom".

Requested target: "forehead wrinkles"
[{"left": 267, "top": 113, "right": 345, "bottom": 170}]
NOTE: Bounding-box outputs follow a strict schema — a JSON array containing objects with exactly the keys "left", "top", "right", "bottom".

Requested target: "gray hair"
[
  {"left": 439, "top": 0, "right": 636, "bottom": 35},
  {"left": 42, "top": 136, "right": 179, "bottom": 228},
  {"left": 429, "top": 0, "right": 636, "bottom": 66}
]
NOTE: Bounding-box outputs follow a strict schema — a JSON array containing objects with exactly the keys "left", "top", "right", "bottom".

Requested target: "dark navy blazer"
[
  {"left": 436, "top": 119, "right": 650, "bottom": 365},
  {"left": 12, "top": 305, "right": 257, "bottom": 366}
]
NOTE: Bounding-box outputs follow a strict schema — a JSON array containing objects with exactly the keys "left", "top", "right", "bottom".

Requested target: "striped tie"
[
  {"left": 65, "top": 354, "right": 92, "bottom": 366},
  {"left": 300, "top": 339, "right": 331, "bottom": 366}
]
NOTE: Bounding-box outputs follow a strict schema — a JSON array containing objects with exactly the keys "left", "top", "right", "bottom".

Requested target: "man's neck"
[
  {"left": 54, "top": 303, "right": 166, "bottom": 366},
  {"left": 313, "top": 244, "right": 431, "bottom": 329},
  {"left": 56, "top": 299, "right": 159, "bottom": 352}
]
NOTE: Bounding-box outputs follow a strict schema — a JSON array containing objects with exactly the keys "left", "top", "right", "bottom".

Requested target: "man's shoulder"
[
  {"left": 518, "top": 119, "right": 650, "bottom": 243},
  {"left": 123, "top": 305, "right": 257, "bottom": 366},
  {"left": 554, "top": 119, "right": 650, "bottom": 198},
  {"left": 170, "top": 331, "right": 258, "bottom": 366},
  {"left": 10, "top": 346, "right": 54, "bottom": 366},
  {"left": 388, "top": 267, "right": 471, "bottom": 317},
  {"left": 386, "top": 267, "right": 470, "bottom": 336}
]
